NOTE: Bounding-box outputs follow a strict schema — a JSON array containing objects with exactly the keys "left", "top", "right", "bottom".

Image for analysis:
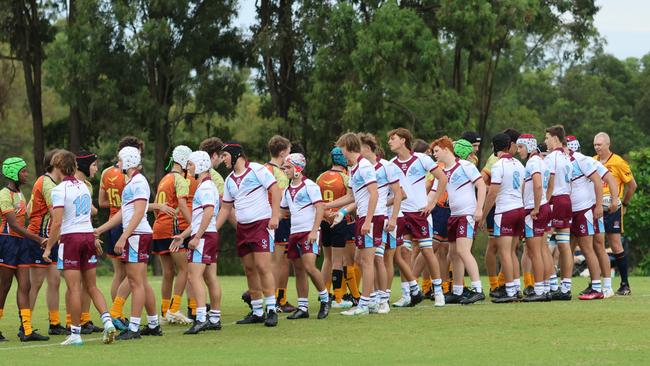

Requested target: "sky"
[{"left": 234, "top": 0, "right": 650, "bottom": 60}]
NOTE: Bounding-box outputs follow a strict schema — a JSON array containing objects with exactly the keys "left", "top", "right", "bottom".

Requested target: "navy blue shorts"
[
  {"left": 431, "top": 206, "right": 451, "bottom": 242},
  {"left": 486, "top": 206, "right": 496, "bottom": 237},
  {"left": 104, "top": 226, "right": 123, "bottom": 258},
  {"left": 275, "top": 218, "right": 291, "bottom": 245},
  {"left": 0, "top": 236, "right": 31, "bottom": 269},
  {"left": 152, "top": 238, "right": 188, "bottom": 254},
  {"left": 26, "top": 238, "right": 57, "bottom": 267},
  {"left": 345, "top": 220, "right": 356, "bottom": 243},
  {"left": 320, "top": 220, "right": 348, "bottom": 248},
  {"left": 603, "top": 207, "right": 622, "bottom": 234}
]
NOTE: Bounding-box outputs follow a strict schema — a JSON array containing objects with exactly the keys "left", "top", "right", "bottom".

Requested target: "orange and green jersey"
[
  {"left": 265, "top": 162, "right": 288, "bottom": 204},
  {"left": 0, "top": 186, "right": 27, "bottom": 237},
  {"left": 153, "top": 172, "right": 190, "bottom": 239},
  {"left": 177, "top": 174, "right": 199, "bottom": 232},
  {"left": 100, "top": 165, "right": 126, "bottom": 218},
  {"left": 27, "top": 174, "right": 56, "bottom": 237},
  {"left": 316, "top": 169, "right": 353, "bottom": 222},
  {"left": 209, "top": 168, "right": 224, "bottom": 196},
  {"left": 594, "top": 153, "right": 633, "bottom": 199}
]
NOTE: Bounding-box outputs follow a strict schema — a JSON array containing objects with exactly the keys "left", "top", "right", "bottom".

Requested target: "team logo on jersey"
[
  {"left": 580, "top": 224, "right": 585, "bottom": 233},
  {"left": 459, "top": 225, "right": 465, "bottom": 235},
  {"left": 421, "top": 226, "right": 427, "bottom": 235},
  {"left": 89, "top": 255, "right": 97, "bottom": 264},
  {"left": 261, "top": 239, "right": 268, "bottom": 249},
  {"left": 322, "top": 178, "right": 338, "bottom": 186},
  {"left": 107, "top": 176, "right": 118, "bottom": 183},
  {"left": 289, "top": 187, "right": 301, "bottom": 200}
]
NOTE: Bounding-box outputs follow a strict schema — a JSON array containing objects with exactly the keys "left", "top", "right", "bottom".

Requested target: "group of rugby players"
[{"left": 0, "top": 124, "right": 636, "bottom": 345}]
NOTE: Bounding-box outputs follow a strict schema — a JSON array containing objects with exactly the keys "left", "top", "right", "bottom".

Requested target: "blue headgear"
[{"left": 331, "top": 147, "right": 348, "bottom": 167}]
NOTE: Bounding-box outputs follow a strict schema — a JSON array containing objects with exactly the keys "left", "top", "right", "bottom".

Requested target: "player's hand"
[
  {"left": 530, "top": 207, "right": 539, "bottom": 220},
  {"left": 594, "top": 205, "right": 603, "bottom": 220},
  {"left": 385, "top": 218, "right": 397, "bottom": 233},
  {"left": 114, "top": 236, "right": 126, "bottom": 255},
  {"left": 419, "top": 202, "right": 435, "bottom": 217},
  {"left": 268, "top": 216, "right": 279, "bottom": 230},
  {"left": 39, "top": 237, "right": 47, "bottom": 249},
  {"left": 308, "top": 230, "right": 319, "bottom": 244},
  {"left": 474, "top": 208, "right": 483, "bottom": 223},
  {"left": 609, "top": 198, "right": 619, "bottom": 214},
  {"left": 478, "top": 218, "right": 486, "bottom": 231},
  {"left": 331, "top": 211, "right": 344, "bottom": 227},
  {"left": 361, "top": 221, "right": 371, "bottom": 236},
  {"left": 42, "top": 249, "right": 52, "bottom": 263},
  {"left": 93, "top": 228, "right": 101, "bottom": 238},
  {"left": 158, "top": 203, "right": 176, "bottom": 217},
  {"left": 188, "top": 237, "right": 199, "bottom": 250},
  {"left": 170, "top": 236, "right": 183, "bottom": 253},
  {"left": 95, "top": 238, "right": 104, "bottom": 256}
]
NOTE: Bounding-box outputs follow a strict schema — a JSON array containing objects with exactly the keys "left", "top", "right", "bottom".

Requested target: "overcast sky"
[{"left": 235, "top": 0, "right": 649, "bottom": 60}]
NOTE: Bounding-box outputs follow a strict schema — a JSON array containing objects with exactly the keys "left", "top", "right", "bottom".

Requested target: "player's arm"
[
  {"left": 95, "top": 209, "right": 122, "bottom": 235},
  {"left": 531, "top": 173, "right": 542, "bottom": 219},
  {"left": 546, "top": 174, "right": 555, "bottom": 202},
  {"left": 148, "top": 202, "right": 175, "bottom": 216},
  {"left": 386, "top": 181, "right": 402, "bottom": 232},
  {"left": 4, "top": 211, "right": 44, "bottom": 243},
  {"left": 588, "top": 172, "right": 604, "bottom": 219},
  {"left": 188, "top": 205, "right": 214, "bottom": 250},
  {"left": 324, "top": 189, "right": 355, "bottom": 209},
  {"left": 482, "top": 184, "right": 498, "bottom": 228},
  {"left": 361, "top": 182, "right": 379, "bottom": 235},
  {"left": 309, "top": 202, "right": 325, "bottom": 243},
  {"left": 113, "top": 200, "right": 146, "bottom": 254},
  {"left": 481, "top": 171, "right": 490, "bottom": 185},
  {"left": 331, "top": 202, "right": 356, "bottom": 227},
  {"left": 215, "top": 201, "right": 233, "bottom": 232},
  {"left": 474, "top": 178, "right": 487, "bottom": 221},
  {"left": 42, "top": 207, "right": 63, "bottom": 261},
  {"left": 98, "top": 187, "right": 110, "bottom": 209},
  {"left": 622, "top": 177, "right": 637, "bottom": 208},
  {"left": 268, "top": 183, "right": 281, "bottom": 230}
]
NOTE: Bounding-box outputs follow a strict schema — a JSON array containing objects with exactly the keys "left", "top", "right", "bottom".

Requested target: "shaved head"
[{"left": 593, "top": 131, "right": 611, "bottom": 157}]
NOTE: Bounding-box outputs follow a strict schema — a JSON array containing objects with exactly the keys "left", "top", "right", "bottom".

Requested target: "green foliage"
[{"left": 625, "top": 148, "right": 650, "bottom": 275}]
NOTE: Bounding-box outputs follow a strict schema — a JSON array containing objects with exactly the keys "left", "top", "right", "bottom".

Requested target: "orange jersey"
[
  {"left": 0, "top": 187, "right": 27, "bottom": 237},
  {"left": 27, "top": 174, "right": 56, "bottom": 237},
  {"left": 177, "top": 174, "right": 200, "bottom": 231},
  {"left": 152, "top": 172, "right": 190, "bottom": 239},
  {"left": 316, "top": 169, "right": 349, "bottom": 213},
  {"left": 427, "top": 163, "right": 449, "bottom": 207},
  {"left": 100, "top": 166, "right": 126, "bottom": 218}
]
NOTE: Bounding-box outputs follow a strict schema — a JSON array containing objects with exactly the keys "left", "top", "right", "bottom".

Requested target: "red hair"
[{"left": 430, "top": 136, "right": 454, "bottom": 152}]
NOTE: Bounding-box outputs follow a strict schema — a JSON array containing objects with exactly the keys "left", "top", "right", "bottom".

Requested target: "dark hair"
[
  {"left": 267, "top": 135, "right": 291, "bottom": 157},
  {"left": 43, "top": 149, "right": 61, "bottom": 174},
  {"left": 199, "top": 137, "right": 224, "bottom": 158},
  {"left": 412, "top": 139, "right": 429, "bottom": 153},
  {"left": 118, "top": 136, "right": 144, "bottom": 152},
  {"left": 387, "top": 128, "right": 413, "bottom": 150},
  {"left": 492, "top": 133, "right": 511, "bottom": 154},
  {"left": 358, "top": 133, "right": 379, "bottom": 153},
  {"left": 51, "top": 150, "right": 77, "bottom": 177},
  {"left": 545, "top": 125, "right": 566, "bottom": 145},
  {"left": 336, "top": 133, "right": 361, "bottom": 153},
  {"left": 502, "top": 128, "right": 520, "bottom": 146},
  {"left": 461, "top": 131, "right": 481, "bottom": 144},
  {"left": 290, "top": 141, "right": 305, "bottom": 155}
]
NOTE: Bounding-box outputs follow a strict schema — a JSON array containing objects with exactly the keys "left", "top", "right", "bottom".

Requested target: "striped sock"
[
  {"left": 543, "top": 280, "right": 551, "bottom": 294},
  {"left": 408, "top": 280, "right": 420, "bottom": 295},
  {"left": 380, "top": 290, "right": 390, "bottom": 304},
  {"left": 505, "top": 282, "right": 516, "bottom": 297},
  {"left": 318, "top": 289, "right": 329, "bottom": 303},
  {"left": 550, "top": 275, "right": 559, "bottom": 291},
  {"left": 297, "top": 298, "right": 308, "bottom": 312},
  {"left": 264, "top": 295, "right": 276, "bottom": 313},
  {"left": 592, "top": 280, "right": 602, "bottom": 293},
  {"left": 196, "top": 307, "right": 207, "bottom": 322},
  {"left": 209, "top": 310, "right": 221, "bottom": 324},
  {"left": 433, "top": 278, "right": 443, "bottom": 295},
  {"left": 128, "top": 317, "right": 140, "bottom": 332},
  {"left": 534, "top": 282, "right": 544, "bottom": 296},
  {"left": 471, "top": 281, "right": 482, "bottom": 293},
  {"left": 251, "top": 299, "right": 264, "bottom": 317},
  {"left": 146, "top": 314, "right": 159, "bottom": 329},
  {"left": 561, "top": 278, "right": 572, "bottom": 293},
  {"left": 359, "top": 296, "right": 370, "bottom": 308},
  {"left": 101, "top": 312, "right": 112, "bottom": 329}
]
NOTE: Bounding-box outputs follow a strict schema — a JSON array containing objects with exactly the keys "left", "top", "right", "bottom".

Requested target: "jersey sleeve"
[
  {"left": 420, "top": 154, "right": 437, "bottom": 173},
  {"left": 528, "top": 158, "right": 542, "bottom": 177},
  {"left": 577, "top": 155, "right": 597, "bottom": 177},
  {"left": 545, "top": 155, "right": 556, "bottom": 175},
  {"left": 253, "top": 164, "right": 278, "bottom": 190},
  {"left": 174, "top": 175, "right": 190, "bottom": 199},
  {"left": 306, "top": 182, "right": 323, "bottom": 204},
  {"left": 198, "top": 184, "right": 217, "bottom": 208},
  {"left": 43, "top": 178, "right": 56, "bottom": 208},
  {"left": 222, "top": 178, "right": 234, "bottom": 203},
  {"left": 359, "top": 162, "right": 377, "bottom": 186},
  {"left": 615, "top": 157, "right": 633, "bottom": 184},
  {"left": 50, "top": 185, "right": 65, "bottom": 209},
  {"left": 594, "top": 161, "right": 609, "bottom": 179},
  {"left": 131, "top": 180, "right": 149, "bottom": 202},
  {"left": 465, "top": 162, "right": 482, "bottom": 183},
  {"left": 0, "top": 190, "right": 13, "bottom": 214},
  {"left": 490, "top": 160, "right": 504, "bottom": 184}
]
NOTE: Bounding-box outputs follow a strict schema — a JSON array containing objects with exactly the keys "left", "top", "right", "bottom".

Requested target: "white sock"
[
  {"left": 251, "top": 299, "right": 264, "bottom": 317},
  {"left": 264, "top": 295, "right": 276, "bottom": 313},
  {"left": 101, "top": 312, "right": 112, "bottom": 329},
  {"left": 592, "top": 280, "right": 602, "bottom": 293},
  {"left": 128, "top": 317, "right": 140, "bottom": 332},
  {"left": 470, "top": 281, "right": 482, "bottom": 293},
  {"left": 432, "top": 278, "right": 443, "bottom": 295},
  {"left": 561, "top": 278, "right": 572, "bottom": 293},
  {"left": 297, "top": 297, "right": 309, "bottom": 312},
  {"left": 513, "top": 278, "right": 521, "bottom": 291},
  {"left": 196, "top": 307, "right": 207, "bottom": 323},
  {"left": 209, "top": 310, "right": 221, "bottom": 324},
  {"left": 534, "top": 282, "right": 544, "bottom": 296},
  {"left": 453, "top": 285, "right": 463, "bottom": 296},
  {"left": 70, "top": 325, "right": 82, "bottom": 338},
  {"left": 318, "top": 289, "right": 329, "bottom": 303},
  {"left": 505, "top": 282, "right": 516, "bottom": 297},
  {"left": 550, "top": 275, "right": 559, "bottom": 291},
  {"left": 603, "top": 277, "right": 612, "bottom": 290},
  {"left": 401, "top": 282, "right": 411, "bottom": 299},
  {"left": 146, "top": 314, "right": 159, "bottom": 329}
]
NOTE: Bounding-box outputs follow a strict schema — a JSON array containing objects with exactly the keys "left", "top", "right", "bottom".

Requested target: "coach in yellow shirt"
[{"left": 593, "top": 132, "right": 637, "bottom": 295}]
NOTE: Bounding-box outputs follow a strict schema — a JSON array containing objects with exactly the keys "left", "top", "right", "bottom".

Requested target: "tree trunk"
[
  {"left": 452, "top": 43, "right": 462, "bottom": 92},
  {"left": 67, "top": 0, "right": 81, "bottom": 152}
]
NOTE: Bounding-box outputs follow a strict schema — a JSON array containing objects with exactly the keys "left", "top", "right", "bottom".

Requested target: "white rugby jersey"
[
  {"left": 121, "top": 172, "right": 152, "bottom": 234},
  {"left": 50, "top": 176, "right": 94, "bottom": 235},
  {"left": 348, "top": 156, "right": 377, "bottom": 218},
  {"left": 375, "top": 159, "right": 399, "bottom": 217},
  {"left": 443, "top": 159, "right": 482, "bottom": 216},
  {"left": 545, "top": 148, "right": 573, "bottom": 196},
  {"left": 569, "top": 152, "right": 598, "bottom": 211},
  {"left": 223, "top": 162, "right": 277, "bottom": 224},
  {"left": 390, "top": 152, "right": 438, "bottom": 213},
  {"left": 523, "top": 153, "right": 550, "bottom": 210},
  {"left": 386, "top": 161, "right": 404, "bottom": 219},
  {"left": 191, "top": 177, "right": 219, "bottom": 235},
  {"left": 490, "top": 154, "right": 526, "bottom": 213},
  {"left": 281, "top": 178, "right": 323, "bottom": 233}
]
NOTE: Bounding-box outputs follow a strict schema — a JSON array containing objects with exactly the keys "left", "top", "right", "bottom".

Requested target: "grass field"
[{"left": 1, "top": 275, "right": 649, "bottom": 365}]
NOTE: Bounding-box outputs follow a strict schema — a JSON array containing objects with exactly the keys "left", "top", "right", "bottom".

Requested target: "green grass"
[{"left": 1, "top": 276, "right": 649, "bottom": 365}]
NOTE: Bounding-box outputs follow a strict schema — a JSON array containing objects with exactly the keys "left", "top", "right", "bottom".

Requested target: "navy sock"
[{"left": 615, "top": 251, "right": 629, "bottom": 284}]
